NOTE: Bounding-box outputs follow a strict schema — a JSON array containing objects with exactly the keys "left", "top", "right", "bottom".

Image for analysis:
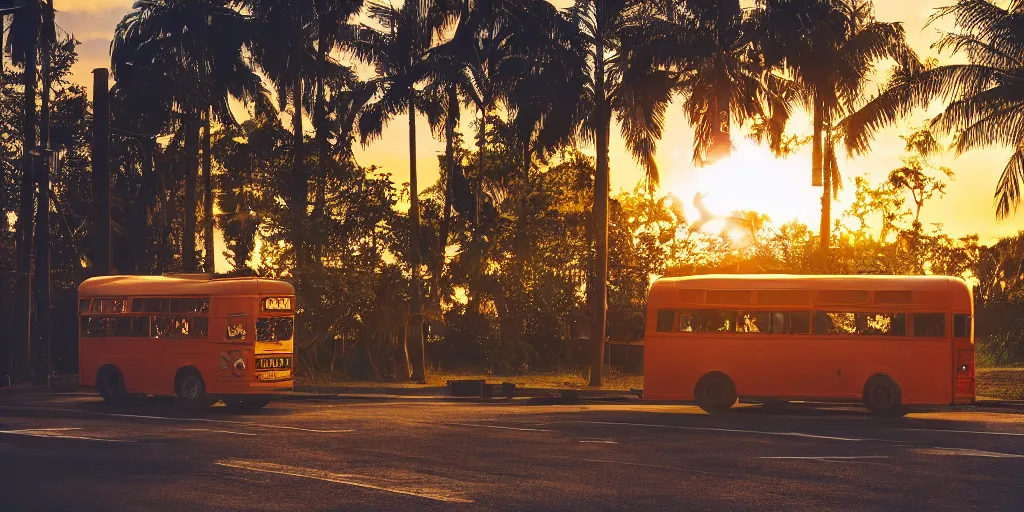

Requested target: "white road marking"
[
  {"left": 186, "top": 428, "right": 258, "bottom": 436},
  {"left": 445, "top": 422, "right": 552, "bottom": 432},
  {"left": 0, "top": 405, "right": 352, "bottom": 433},
  {"left": 760, "top": 456, "right": 889, "bottom": 460},
  {"left": 899, "top": 428, "right": 1024, "bottom": 437},
  {"left": 577, "top": 458, "right": 722, "bottom": 476},
  {"left": 214, "top": 459, "right": 473, "bottom": 503},
  {"left": 0, "top": 428, "right": 132, "bottom": 443},
  {"left": 917, "top": 447, "right": 1024, "bottom": 458},
  {"left": 570, "top": 421, "right": 865, "bottom": 442},
  {"left": 578, "top": 439, "right": 618, "bottom": 444}
]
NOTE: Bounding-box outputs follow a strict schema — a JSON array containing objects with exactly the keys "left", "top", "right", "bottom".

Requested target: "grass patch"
[
  {"left": 976, "top": 367, "right": 1024, "bottom": 401},
  {"left": 300, "top": 367, "right": 1023, "bottom": 400},
  {"left": 299, "top": 368, "right": 644, "bottom": 391}
]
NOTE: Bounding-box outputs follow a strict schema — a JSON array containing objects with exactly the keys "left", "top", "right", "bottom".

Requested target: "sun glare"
[{"left": 665, "top": 139, "right": 823, "bottom": 230}]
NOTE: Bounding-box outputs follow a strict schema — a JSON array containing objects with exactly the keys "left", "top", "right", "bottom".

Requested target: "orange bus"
[
  {"left": 78, "top": 274, "right": 296, "bottom": 410},
  {"left": 644, "top": 275, "right": 975, "bottom": 415}
]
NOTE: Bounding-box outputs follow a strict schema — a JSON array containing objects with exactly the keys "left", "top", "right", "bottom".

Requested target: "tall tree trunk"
[
  {"left": 407, "top": 98, "right": 425, "bottom": 382},
  {"left": 202, "top": 108, "right": 214, "bottom": 273},
  {"left": 475, "top": 108, "right": 486, "bottom": 232},
  {"left": 821, "top": 136, "right": 834, "bottom": 258},
  {"left": 435, "top": 86, "right": 457, "bottom": 309},
  {"left": 14, "top": 10, "right": 39, "bottom": 382},
  {"left": 183, "top": 113, "right": 199, "bottom": 272},
  {"left": 129, "top": 138, "right": 156, "bottom": 274},
  {"left": 91, "top": 69, "right": 111, "bottom": 277},
  {"left": 292, "top": 71, "right": 307, "bottom": 276},
  {"left": 589, "top": 2, "right": 608, "bottom": 387},
  {"left": 813, "top": 91, "right": 826, "bottom": 255},
  {"left": 31, "top": 0, "right": 52, "bottom": 383},
  {"left": 313, "top": 23, "right": 328, "bottom": 264}
]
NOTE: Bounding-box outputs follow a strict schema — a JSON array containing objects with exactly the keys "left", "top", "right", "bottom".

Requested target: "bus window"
[
  {"left": 656, "top": 310, "right": 675, "bottom": 332},
  {"left": 78, "top": 299, "right": 91, "bottom": 314},
  {"left": 816, "top": 312, "right": 905, "bottom": 336},
  {"left": 816, "top": 312, "right": 857, "bottom": 335},
  {"left": 694, "top": 310, "right": 734, "bottom": 333},
  {"left": 678, "top": 312, "right": 694, "bottom": 332},
  {"left": 114, "top": 317, "right": 150, "bottom": 337},
  {"left": 92, "top": 298, "right": 127, "bottom": 313},
  {"left": 132, "top": 298, "right": 169, "bottom": 313},
  {"left": 769, "top": 311, "right": 811, "bottom": 334},
  {"left": 153, "top": 316, "right": 209, "bottom": 339},
  {"left": 737, "top": 312, "right": 770, "bottom": 333},
  {"left": 257, "top": 318, "right": 294, "bottom": 341},
  {"left": 81, "top": 317, "right": 115, "bottom": 337},
  {"left": 913, "top": 313, "right": 945, "bottom": 337},
  {"left": 954, "top": 314, "right": 972, "bottom": 339},
  {"left": 862, "top": 313, "right": 906, "bottom": 336},
  {"left": 170, "top": 298, "right": 210, "bottom": 313}
]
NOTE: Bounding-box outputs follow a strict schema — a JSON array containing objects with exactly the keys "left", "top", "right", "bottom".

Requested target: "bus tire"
[
  {"left": 863, "top": 374, "right": 905, "bottom": 417},
  {"left": 695, "top": 372, "right": 737, "bottom": 414},
  {"left": 96, "top": 365, "right": 127, "bottom": 403},
  {"left": 175, "top": 367, "right": 212, "bottom": 410},
  {"left": 223, "top": 397, "right": 271, "bottom": 413}
]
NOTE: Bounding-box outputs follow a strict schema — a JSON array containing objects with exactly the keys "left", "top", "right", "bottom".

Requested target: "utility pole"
[
  {"left": 91, "top": 68, "right": 111, "bottom": 276},
  {"left": 31, "top": 0, "right": 53, "bottom": 384},
  {"left": 14, "top": 0, "right": 39, "bottom": 383}
]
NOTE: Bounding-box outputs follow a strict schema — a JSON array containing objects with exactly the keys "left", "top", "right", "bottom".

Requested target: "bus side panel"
[
  {"left": 840, "top": 339, "right": 953, "bottom": 405},
  {"left": 644, "top": 335, "right": 697, "bottom": 400}
]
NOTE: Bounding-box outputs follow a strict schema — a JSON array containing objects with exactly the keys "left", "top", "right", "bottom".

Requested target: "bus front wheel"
[
  {"left": 96, "top": 366, "right": 127, "bottom": 403},
  {"left": 695, "top": 373, "right": 737, "bottom": 414},
  {"left": 175, "top": 368, "right": 212, "bottom": 410},
  {"left": 863, "top": 374, "right": 905, "bottom": 417}
]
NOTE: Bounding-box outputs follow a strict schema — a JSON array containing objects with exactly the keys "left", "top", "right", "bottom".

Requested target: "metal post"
[{"left": 91, "top": 69, "right": 111, "bottom": 275}]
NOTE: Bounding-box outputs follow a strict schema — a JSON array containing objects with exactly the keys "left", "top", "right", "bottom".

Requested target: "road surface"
[{"left": 1, "top": 391, "right": 1022, "bottom": 511}]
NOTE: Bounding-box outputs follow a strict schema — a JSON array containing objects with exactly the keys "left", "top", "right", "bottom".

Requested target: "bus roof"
[
  {"left": 652, "top": 274, "right": 967, "bottom": 290},
  {"left": 78, "top": 275, "right": 295, "bottom": 298},
  {"left": 649, "top": 274, "right": 971, "bottom": 309}
]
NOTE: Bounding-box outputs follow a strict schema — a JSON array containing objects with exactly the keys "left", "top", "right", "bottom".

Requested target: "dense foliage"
[{"left": 3, "top": 1, "right": 1024, "bottom": 385}]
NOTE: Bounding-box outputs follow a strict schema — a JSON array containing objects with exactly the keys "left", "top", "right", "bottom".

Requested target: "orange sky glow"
[{"left": 54, "top": 0, "right": 1024, "bottom": 251}]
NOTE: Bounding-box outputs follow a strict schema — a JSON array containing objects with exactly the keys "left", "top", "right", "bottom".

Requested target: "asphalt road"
[{"left": 1, "top": 391, "right": 1022, "bottom": 511}]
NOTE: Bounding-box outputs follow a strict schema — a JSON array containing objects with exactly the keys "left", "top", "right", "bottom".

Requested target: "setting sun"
[{"left": 666, "top": 139, "right": 823, "bottom": 229}]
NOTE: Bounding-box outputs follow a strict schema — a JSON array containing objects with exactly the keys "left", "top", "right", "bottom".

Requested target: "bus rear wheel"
[
  {"left": 695, "top": 373, "right": 737, "bottom": 414},
  {"left": 863, "top": 374, "right": 906, "bottom": 417},
  {"left": 223, "top": 397, "right": 271, "bottom": 413},
  {"left": 175, "top": 368, "right": 212, "bottom": 410},
  {"left": 96, "top": 366, "right": 127, "bottom": 403}
]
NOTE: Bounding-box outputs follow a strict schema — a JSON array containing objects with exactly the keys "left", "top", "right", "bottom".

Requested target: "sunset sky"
[{"left": 55, "top": 0, "right": 1024, "bottom": 245}]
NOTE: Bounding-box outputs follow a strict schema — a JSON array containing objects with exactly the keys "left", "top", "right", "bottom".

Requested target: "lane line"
[
  {"left": 569, "top": 420, "right": 865, "bottom": 442},
  {"left": 760, "top": 456, "right": 889, "bottom": 460},
  {"left": 578, "top": 439, "right": 618, "bottom": 444},
  {"left": 917, "top": 447, "right": 1024, "bottom": 458},
  {"left": 214, "top": 459, "right": 473, "bottom": 503},
  {"left": 0, "top": 405, "right": 352, "bottom": 433},
  {"left": 444, "top": 423, "right": 552, "bottom": 433},
  {"left": 899, "top": 428, "right": 1024, "bottom": 437},
  {"left": 0, "top": 429, "right": 133, "bottom": 443},
  {"left": 577, "top": 458, "right": 723, "bottom": 476},
  {"left": 186, "top": 428, "right": 259, "bottom": 436}
]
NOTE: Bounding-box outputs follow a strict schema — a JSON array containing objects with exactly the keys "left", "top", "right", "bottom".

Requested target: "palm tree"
[
  {"left": 666, "top": 1, "right": 770, "bottom": 165},
  {"left": 113, "top": 0, "right": 262, "bottom": 272},
  {"left": 570, "top": 0, "right": 677, "bottom": 385},
  {"left": 308, "top": 1, "right": 364, "bottom": 260},
  {"left": 844, "top": 0, "right": 1024, "bottom": 219},
  {"left": 758, "top": 0, "right": 916, "bottom": 256},
  {"left": 347, "top": 0, "right": 451, "bottom": 382}
]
